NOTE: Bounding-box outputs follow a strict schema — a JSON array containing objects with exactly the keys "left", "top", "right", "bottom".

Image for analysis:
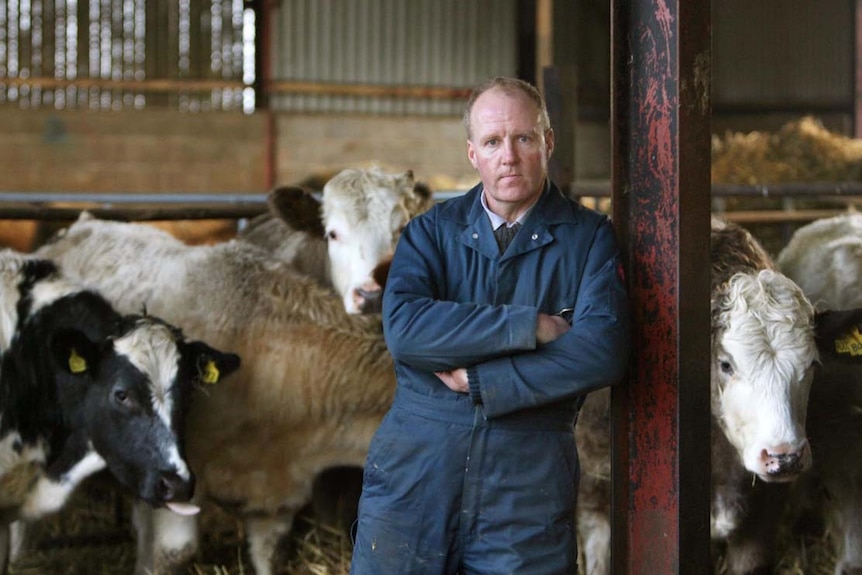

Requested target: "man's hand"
[
  {"left": 536, "top": 313, "right": 571, "bottom": 344},
  {"left": 435, "top": 368, "right": 469, "bottom": 393}
]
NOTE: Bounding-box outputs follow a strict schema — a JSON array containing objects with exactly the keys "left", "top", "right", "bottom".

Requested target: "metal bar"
[
  {"left": 856, "top": 0, "right": 862, "bottom": 138},
  {"left": 720, "top": 208, "right": 850, "bottom": 224},
  {"left": 578, "top": 180, "right": 862, "bottom": 198},
  {"left": 544, "top": 66, "right": 577, "bottom": 195},
  {"left": 0, "top": 205, "right": 266, "bottom": 221},
  {"left": 265, "top": 79, "right": 472, "bottom": 100},
  {"left": 611, "top": 1, "right": 712, "bottom": 574},
  {"left": 259, "top": 0, "right": 277, "bottom": 188},
  {"left": 3, "top": 76, "right": 249, "bottom": 92},
  {"left": 0, "top": 193, "right": 269, "bottom": 204},
  {"left": 4, "top": 181, "right": 862, "bottom": 207}
]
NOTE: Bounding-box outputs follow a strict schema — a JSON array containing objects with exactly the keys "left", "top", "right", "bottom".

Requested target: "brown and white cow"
[
  {"left": 576, "top": 217, "right": 853, "bottom": 575},
  {"left": 777, "top": 213, "right": 862, "bottom": 575},
  {"left": 239, "top": 166, "right": 433, "bottom": 313},
  {"left": 36, "top": 214, "right": 397, "bottom": 575}
]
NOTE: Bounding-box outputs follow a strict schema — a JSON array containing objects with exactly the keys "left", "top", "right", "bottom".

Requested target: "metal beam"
[{"left": 611, "top": 1, "right": 712, "bottom": 573}]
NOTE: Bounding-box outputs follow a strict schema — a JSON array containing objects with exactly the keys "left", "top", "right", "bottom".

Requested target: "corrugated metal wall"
[
  {"left": 713, "top": 0, "right": 853, "bottom": 111},
  {"left": 272, "top": 0, "right": 518, "bottom": 115}
]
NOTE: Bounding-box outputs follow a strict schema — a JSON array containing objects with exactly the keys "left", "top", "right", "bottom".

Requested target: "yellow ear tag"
[
  {"left": 201, "top": 360, "right": 220, "bottom": 384},
  {"left": 68, "top": 348, "right": 87, "bottom": 374},
  {"left": 835, "top": 326, "right": 862, "bottom": 357}
]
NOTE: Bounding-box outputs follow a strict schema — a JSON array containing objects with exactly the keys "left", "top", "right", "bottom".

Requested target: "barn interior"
[{"left": 0, "top": 1, "right": 860, "bottom": 574}]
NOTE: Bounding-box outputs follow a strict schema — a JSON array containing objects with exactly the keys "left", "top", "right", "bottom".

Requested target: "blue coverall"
[{"left": 350, "top": 181, "right": 631, "bottom": 575}]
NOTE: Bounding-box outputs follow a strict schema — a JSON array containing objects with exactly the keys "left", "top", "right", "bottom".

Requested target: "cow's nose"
[
  {"left": 761, "top": 440, "right": 811, "bottom": 480},
  {"left": 355, "top": 286, "right": 383, "bottom": 313},
  {"left": 158, "top": 471, "right": 195, "bottom": 502}
]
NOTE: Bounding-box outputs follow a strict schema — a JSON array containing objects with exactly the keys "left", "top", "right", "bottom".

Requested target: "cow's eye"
[
  {"left": 113, "top": 388, "right": 135, "bottom": 409},
  {"left": 719, "top": 360, "right": 734, "bottom": 376},
  {"left": 326, "top": 230, "right": 338, "bottom": 241}
]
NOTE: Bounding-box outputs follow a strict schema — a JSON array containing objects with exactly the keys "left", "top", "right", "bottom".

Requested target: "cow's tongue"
[{"left": 166, "top": 501, "right": 201, "bottom": 516}]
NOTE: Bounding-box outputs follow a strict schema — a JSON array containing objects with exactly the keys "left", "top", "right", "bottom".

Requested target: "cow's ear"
[
  {"left": 183, "top": 342, "right": 241, "bottom": 387},
  {"left": 50, "top": 329, "right": 100, "bottom": 376},
  {"left": 267, "top": 186, "right": 325, "bottom": 236},
  {"left": 814, "top": 309, "right": 862, "bottom": 362}
]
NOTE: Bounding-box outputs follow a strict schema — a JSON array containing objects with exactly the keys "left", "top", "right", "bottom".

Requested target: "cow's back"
[{"left": 777, "top": 213, "right": 862, "bottom": 310}]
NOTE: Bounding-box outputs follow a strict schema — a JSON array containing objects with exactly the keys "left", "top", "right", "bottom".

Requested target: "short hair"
[{"left": 462, "top": 76, "right": 551, "bottom": 140}]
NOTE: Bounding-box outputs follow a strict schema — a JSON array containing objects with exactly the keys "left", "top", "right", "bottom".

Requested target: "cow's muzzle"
[{"left": 760, "top": 440, "right": 811, "bottom": 481}]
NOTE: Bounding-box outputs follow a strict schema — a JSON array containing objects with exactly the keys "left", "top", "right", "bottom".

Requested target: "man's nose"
[{"left": 502, "top": 139, "right": 518, "bottom": 163}]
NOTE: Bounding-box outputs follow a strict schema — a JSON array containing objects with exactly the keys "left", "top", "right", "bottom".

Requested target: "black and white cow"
[
  {"left": 0, "top": 249, "right": 240, "bottom": 572},
  {"left": 777, "top": 213, "right": 862, "bottom": 574}
]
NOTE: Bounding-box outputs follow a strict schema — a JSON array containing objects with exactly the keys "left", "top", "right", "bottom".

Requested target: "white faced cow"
[
  {"left": 36, "top": 215, "right": 396, "bottom": 575},
  {"left": 777, "top": 213, "right": 862, "bottom": 575},
  {"left": 576, "top": 218, "right": 856, "bottom": 575},
  {"left": 239, "top": 166, "right": 433, "bottom": 313},
  {"left": 0, "top": 249, "right": 240, "bottom": 573}
]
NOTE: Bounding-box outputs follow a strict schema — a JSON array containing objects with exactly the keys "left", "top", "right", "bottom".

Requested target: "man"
[{"left": 350, "top": 76, "right": 631, "bottom": 575}]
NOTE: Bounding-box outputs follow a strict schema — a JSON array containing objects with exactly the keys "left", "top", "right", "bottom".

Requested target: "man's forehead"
[{"left": 472, "top": 91, "right": 540, "bottom": 131}]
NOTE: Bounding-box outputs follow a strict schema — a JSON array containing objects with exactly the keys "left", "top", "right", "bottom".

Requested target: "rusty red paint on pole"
[{"left": 611, "top": 1, "right": 712, "bottom": 574}]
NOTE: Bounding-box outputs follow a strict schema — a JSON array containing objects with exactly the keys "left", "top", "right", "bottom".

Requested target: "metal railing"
[{"left": 0, "top": 182, "right": 860, "bottom": 224}]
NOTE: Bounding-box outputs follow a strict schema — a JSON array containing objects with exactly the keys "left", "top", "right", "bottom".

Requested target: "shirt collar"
[{"left": 480, "top": 180, "right": 544, "bottom": 229}]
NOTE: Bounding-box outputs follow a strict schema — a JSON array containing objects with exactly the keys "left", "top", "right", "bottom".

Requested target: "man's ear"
[
  {"left": 467, "top": 140, "right": 479, "bottom": 170},
  {"left": 545, "top": 128, "right": 555, "bottom": 160}
]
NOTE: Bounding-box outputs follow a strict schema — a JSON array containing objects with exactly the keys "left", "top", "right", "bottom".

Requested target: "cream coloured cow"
[
  {"left": 777, "top": 213, "right": 862, "bottom": 311},
  {"left": 576, "top": 217, "right": 856, "bottom": 575},
  {"left": 239, "top": 166, "right": 433, "bottom": 313},
  {"left": 36, "top": 214, "right": 396, "bottom": 575}
]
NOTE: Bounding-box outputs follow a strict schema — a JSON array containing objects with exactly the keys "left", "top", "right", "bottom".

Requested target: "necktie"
[{"left": 494, "top": 222, "right": 520, "bottom": 253}]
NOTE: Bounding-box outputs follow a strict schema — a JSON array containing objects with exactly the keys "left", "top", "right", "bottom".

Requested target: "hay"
[
  {"left": 712, "top": 116, "right": 862, "bottom": 185},
  {"left": 7, "top": 481, "right": 352, "bottom": 575},
  {"left": 7, "top": 480, "right": 839, "bottom": 575}
]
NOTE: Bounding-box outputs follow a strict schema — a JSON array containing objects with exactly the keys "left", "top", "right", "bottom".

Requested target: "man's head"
[{"left": 464, "top": 77, "right": 554, "bottom": 221}]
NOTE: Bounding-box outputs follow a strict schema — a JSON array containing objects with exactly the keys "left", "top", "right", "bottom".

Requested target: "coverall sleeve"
[
  {"left": 470, "top": 222, "right": 631, "bottom": 418},
  {"left": 382, "top": 210, "right": 541, "bottom": 372},
  {"left": 384, "top": 210, "right": 631, "bottom": 419}
]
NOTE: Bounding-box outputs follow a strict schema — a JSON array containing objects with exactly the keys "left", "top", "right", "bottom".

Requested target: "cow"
[
  {"left": 238, "top": 166, "right": 433, "bottom": 313},
  {"left": 777, "top": 213, "right": 862, "bottom": 311},
  {"left": 36, "top": 214, "right": 397, "bottom": 575},
  {"left": 777, "top": 213, "right": 862, "bottom": 574},
  {"left": 575, "top": 217, "right": 851, "bottom": 575},
  {"left": 0, "top": 248, "right": 240, "bottom": 573}
]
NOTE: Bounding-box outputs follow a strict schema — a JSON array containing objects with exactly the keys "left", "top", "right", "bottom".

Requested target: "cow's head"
[
  {"left": 50, "top": 315, "right": 240, "bottom": 514},
  {"left": 322, "top": 168, "right": 432, "bottom": 314},
  {"left": 266, "top": 168, "right": 433, "bottom": 314},
  {"left": 711, "top": 269, "right": 816, "bottom": 482}
]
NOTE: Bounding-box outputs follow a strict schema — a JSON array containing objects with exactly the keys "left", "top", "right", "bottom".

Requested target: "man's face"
[{"left": 466, "top": 87, "right": 554, "bottom": 217}]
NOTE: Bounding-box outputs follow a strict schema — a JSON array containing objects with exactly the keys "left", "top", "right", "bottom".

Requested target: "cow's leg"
[
  {"left": 577, "top": 507, "right": 610, "bottom": 575},
  {"left": 8, "top": 520, "right": 33, "bottom": 564},
  {"left": 246, "top": 514, "right": 293, "bottom": 575},
  {"left": 722, "top": 483, "right": 789, "bottom": 575},
  {"left": 133, "top": 502, "right": 198, "bottom": 575},
  {"left": 311, "top": 466, "right": 363, "bottom": 535},
  {"left": 0, "top": 522, "right": 10, "bottom": 575},
  {"left": 824, "top": 480, "right": 862, "bottom": 575}
]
